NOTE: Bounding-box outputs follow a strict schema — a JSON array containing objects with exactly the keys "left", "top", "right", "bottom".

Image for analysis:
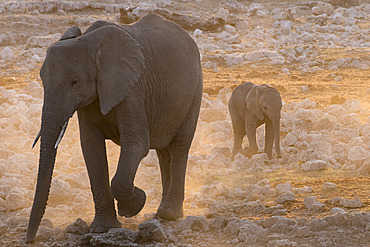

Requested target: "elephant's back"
[
  {"left": 229, "top": 82, "right": 254, "bottom": 117},
  {"left": 125, "top": 14, "right": 202, "bottom": 147},
  {"left": 132, "top": 14, "right": 199, "bottom": 53},
  {"left": 128, "top": 14, "right": 201, "bottom": 74}
]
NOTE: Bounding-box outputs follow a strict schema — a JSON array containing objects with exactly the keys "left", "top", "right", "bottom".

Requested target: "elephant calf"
[{"left": 228, "top": 82, "right": 282, "bottom": 159}]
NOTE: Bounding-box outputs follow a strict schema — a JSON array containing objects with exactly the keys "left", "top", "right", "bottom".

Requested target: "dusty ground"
[{"left": 0, "top": 0, "right": 369, "bottom": 246}]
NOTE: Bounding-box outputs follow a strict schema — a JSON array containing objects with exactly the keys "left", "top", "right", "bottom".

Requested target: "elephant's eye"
[{"left": 71, "top": 79, "right": 78, "bottom": 86}]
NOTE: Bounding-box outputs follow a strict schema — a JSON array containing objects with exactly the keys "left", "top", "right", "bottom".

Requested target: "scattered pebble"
[{"left": 322, "top": 182, "right": 337, "bottom": 191}]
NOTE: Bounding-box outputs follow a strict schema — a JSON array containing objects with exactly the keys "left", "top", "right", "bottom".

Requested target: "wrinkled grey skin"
[
  {"left": 26, "top": 14, "right": 203, "bottom": 243},
  {"left": 228, "top": 82, "right": 282, "bottom": 159}
]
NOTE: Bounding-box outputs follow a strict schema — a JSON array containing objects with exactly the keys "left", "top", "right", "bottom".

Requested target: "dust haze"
[{"left": 0, "top": 0, "right": 369, "bottom": 246}]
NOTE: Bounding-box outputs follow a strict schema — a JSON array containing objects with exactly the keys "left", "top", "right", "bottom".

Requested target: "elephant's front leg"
[
  {"left": 244, "top": 118, "right": 258, "bottom": 157},
  {"left": 111, "top": 144, "right": 148, "bottom": 218},
  {"left": 230, "top": 111, "right": 245, "bottom": 158},
  {"left": 78, "top": 113, "right": 121, "bottom": 233},
  {"left": 264, "top": 120, "right": 274, "bottom": 159}
]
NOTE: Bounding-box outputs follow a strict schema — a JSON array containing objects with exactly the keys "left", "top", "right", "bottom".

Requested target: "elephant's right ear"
[
  {"left": 245, "top": 85, "right": 265, "bottom": 121},
  {"left": 93, "top": 26, "right": 145, "bottom": 115},
  {"left": 60, "top": 26, "right": 81, "bottom": 40}
]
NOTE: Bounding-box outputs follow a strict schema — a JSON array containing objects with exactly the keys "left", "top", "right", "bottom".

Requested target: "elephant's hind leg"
[
  {"left": 230, "top": 114, "right": 245, "bottom": 158},
  {"left": 156, "top": 148, "right": 171, "bottom": 204},
  {"left": 156, "top": 90, "right": 201, "bottom": 221},
  {"left": 156, "top": 141, "right": 188, "bottom": 221}
]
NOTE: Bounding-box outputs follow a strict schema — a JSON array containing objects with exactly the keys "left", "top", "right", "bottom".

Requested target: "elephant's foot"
[
  {"left": 264, "top": 150, "right": 273, "bottom": 159},
  {"left": 90, "top": 214, "right": 121, "bottom": 233},
  {"left": 116, "top": 186, "right": 146, "bottom": 218},
  {"left": 156, "top": 201, "right": 183, "bottom": 221},
  {"left": 231, "top": 147, "right": 243, "bottom": 159},
  {"left": 243, "top": 146, "right": 258, "bottom": 157}
]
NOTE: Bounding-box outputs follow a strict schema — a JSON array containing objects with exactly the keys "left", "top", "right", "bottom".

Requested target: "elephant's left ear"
[
  {"left": 94, "top": 26, "right": 145, "bottom": 115},
  {"left": 245, "top": 85, "right": 265, "bottom": 121},
  {"left": 60, "top": 26, "right": 81, "bottom": 40}
]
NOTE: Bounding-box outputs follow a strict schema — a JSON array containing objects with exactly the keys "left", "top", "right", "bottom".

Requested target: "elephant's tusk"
[
  {"left": 54, "top": 120, "right": 69, "bottom": 149},
  {"left": 31, "top": 130, "right": 41, "bottom": 149}
]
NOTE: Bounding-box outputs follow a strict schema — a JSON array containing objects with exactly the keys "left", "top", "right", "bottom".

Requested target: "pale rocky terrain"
[{"left": 0, "top": 0, "right": 369, "bottom": 246}]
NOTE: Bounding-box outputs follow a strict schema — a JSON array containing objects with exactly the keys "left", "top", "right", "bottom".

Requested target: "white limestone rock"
[
  {"left": 330, "top": 207, "right": 346, "bottom": 215},
  {"left": 193, "top": 29, "right": 203, "bottom": 38},
  {"left": 217, "top": 31, "right": 240, "bottom": 43},
  {"left": 1, "top": 47, "right": 14, "bottom": 62},
  {"left": 343, "top": 99, "right": 362, "bottom": 113},
  {"left": 348, "top": 146, "right": 368, "bottom": 164},
  {"left": 338, "top": 113, "right": 361, "bottom": 126},
  {"left": 281, "top": 130, "right": 300, "bottom": 147},
  {"left": 339, "top": 198, "right": 364, "bottom": 208},
  {"left": 303, "top": 196, "right": 325, "bottom": 211},
  {"left": 332, "top": 12, "right": 344, "bottom": 24},
  {"left": 0, "top": 222, "right": 6, "bottom": 235},
  {"left": 224, "top": 54, "right": 244, "bottom": 66},
  {"left": 308, "top": 219, "right": 329, "bottom": 232},
  {"left": 200, "top": 183, "right": 231, "bottom": 199},
  {"left": 267, "top": 239, "right": 297, "bottom": 247},
  {"left": 324, "top": 104, "right": 347, "bottom": 117},
  {"left": 137, "top": 219, "right": 167, "bottom": 243},
  {"left": 294, "top": 186, "right": 313, "bottom": 194},
  {"left": 276, "top": 191, "right": 295, "bottom": 204},
  {"left": 308, "top": 140, "right": 333, "bottom": 156},
  {"left": 280, "top": 21, "right": 293, "bottom": 36},
  {"left": 334, "top": 75, "right": 343, "bottom": 82},
  {"left": 175, "top": 216, "right": 209, "bottom": 233},
  {"left": 276, "top": 183, "right": 292, "bottom": 196},
  {"left": 295, "top": 226, "right": 311, "bottom": 237},
  {"left": 301, "top": 160, "right": 328, "bottom": 171},
  {"left": 221, "top": 0, "right": 246, "bottom": 13},
  {"left": 238, "top": 221, "right": 267, "bottom": 243},
  {"left": 26, "top": 34, "right": 60, "bottom": 48},
  {"left": 235, "top": 20, "right": 249, "bottom": 32},
  {"left": 215, "top": 8, "right": 230, "bottom": 22},
  {"left": 312, "top": 2, "right": 334, "bottom": 16},
  {"left": 293, "top": 108, "right": 317, "bottom": 122},
  {"left": 49, "top": 179, "right": 73, "bottom": 206},
  {"left": 5, "top": 187, "right": 31, "bottom": 211},
  {"left": 224, "top": 218, "right": 266, "bottom": 243},
  {"left": 200, "top": 108, "right": 226, "bottom": 122},
  {"left": 333, "top": 142, "right": 351, "bottom": 156},
  {"left": 23, "top": 81, "right": 43, "bottom": 99},
  {"left": 303, "top": 196, "right": 317, "bottom": 209},
  {"left": 358, "top": 160, "right": 370, "bottom": 174},
  {"left": 244, "top": 50, "right": 285, "bottom": 64},
  {"left": 249, "top": 3, "right": 268, "bottom": 16},
  {"left": 322, "top": 182, "right": 337, "bottom": 191}
]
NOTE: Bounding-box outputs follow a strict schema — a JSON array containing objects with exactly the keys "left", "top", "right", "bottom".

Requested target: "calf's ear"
[{"left": 245, "top": 85, "right": 266, "bottom": 121}]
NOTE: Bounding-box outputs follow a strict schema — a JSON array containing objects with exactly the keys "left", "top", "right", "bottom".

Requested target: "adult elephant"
[
  {"left": 228, "top": 82, "right": 282, "bottom": 159},
  {"left": 26, "top": 14, "right": 203, "bottom": 243}
]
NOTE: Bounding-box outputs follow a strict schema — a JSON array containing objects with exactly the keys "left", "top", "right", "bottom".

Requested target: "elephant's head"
[
  {"left": 26, "top": 23, "right": 145, "bottom": 243},
  {"left": 245, "top": 85, "right": 282, "bottom": 157}
]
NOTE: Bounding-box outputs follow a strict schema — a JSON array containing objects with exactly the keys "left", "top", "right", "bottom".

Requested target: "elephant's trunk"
[
  {"left": 273, "top": 118, "right": 281, "bottom": 158},
  {"left": 26, "top": 110, "right": 63, "bottom": 243}
]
